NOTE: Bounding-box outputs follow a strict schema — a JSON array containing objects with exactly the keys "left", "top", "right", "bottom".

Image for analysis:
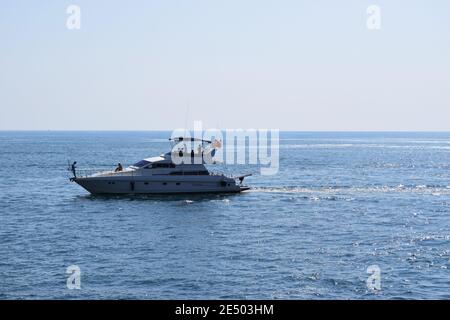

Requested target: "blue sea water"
[{"left": 0, "top": 131, "right": 449, "bottom": 299}]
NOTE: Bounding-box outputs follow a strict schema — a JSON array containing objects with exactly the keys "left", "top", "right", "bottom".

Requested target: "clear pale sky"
[{"left": 0, "top": 0, "right": 449, "bottom": 130}]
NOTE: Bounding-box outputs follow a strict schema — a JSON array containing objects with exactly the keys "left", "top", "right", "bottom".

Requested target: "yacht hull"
[{"left": 74, "top": 177, "right": 249, "bottom": 194}]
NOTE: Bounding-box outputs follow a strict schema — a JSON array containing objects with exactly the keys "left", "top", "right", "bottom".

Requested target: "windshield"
[{"left": 132, "top": 160, "right": 151, "bottom": 168}]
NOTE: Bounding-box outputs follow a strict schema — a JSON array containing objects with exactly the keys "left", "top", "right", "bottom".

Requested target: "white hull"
[
  {"left": 70, "top": 138, "right": 251, "bottom": 195},
  {"left": 75, "top": 176, "right": 248, "bottom": 194}
]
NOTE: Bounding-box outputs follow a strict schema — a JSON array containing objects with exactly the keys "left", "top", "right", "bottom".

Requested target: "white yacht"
[{"left": 69, "top": 137, "right": 251, "bottom": 194}]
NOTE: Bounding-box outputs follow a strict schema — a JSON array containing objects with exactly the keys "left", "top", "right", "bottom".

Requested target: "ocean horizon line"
[{"left": 1, "top": 130, "right": 450, "bottom": 133}]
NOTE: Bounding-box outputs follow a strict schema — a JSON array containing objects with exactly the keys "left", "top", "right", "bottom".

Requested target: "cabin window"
[
  {"left": 162, "top": 182, "right": 167, "bottom": 185},
  {"left": 169, "top": 171, "right": 209, "bottom": 175},
  {"left": 152, "top": 163, "right": 176, "bottom": 168},
  {"left": 144, "top": 182, "right": 149, "bottom": 185},
  {"left": 176, "top": 183, "right": 180, "bottom": 185},
  {"left": 132, "top": 160, "right": 151, "bottom": 168}
]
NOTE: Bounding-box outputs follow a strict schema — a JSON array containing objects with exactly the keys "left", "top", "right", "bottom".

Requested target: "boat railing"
[
  {"left": 208, "top": 171, "right": 222, "bottom": 176},
  {"left": 70, "top": 168, "right": 111, "bottom": 178},
  {"left": 69, "top": 166, "right": 233, "bottom": 179},
  {"left": 70, "top": 167, "right": 135, "bottom": 179}
]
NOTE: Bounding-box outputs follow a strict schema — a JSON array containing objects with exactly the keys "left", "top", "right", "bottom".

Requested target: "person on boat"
[
  {"left": 115, "top": 163, "right": 123, "bottom": 172},
  {"left": 197, "top": 144, "right": 202, "bottom": 155},
  {"left": 71, "top": 161, "right": 77, "bottom": 178},
  {"left": 190, "top": 149, "right": 195, "bottom": 164}
]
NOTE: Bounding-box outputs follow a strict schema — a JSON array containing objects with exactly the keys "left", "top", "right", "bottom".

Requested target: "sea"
[{"left": 0, "top": 131, "right": 449, "bottom": 299}]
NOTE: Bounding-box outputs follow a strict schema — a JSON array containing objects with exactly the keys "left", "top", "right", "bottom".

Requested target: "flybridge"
[
  {"left": 170, "top": 122, "right": 279, "bottom": 175},
  {"left": 169, "top": 137, "right": 212, "bottom": 144}
]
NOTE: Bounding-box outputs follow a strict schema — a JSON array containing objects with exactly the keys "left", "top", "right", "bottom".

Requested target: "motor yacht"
[{"left": 69, "top": 137, "right": 251, "bottom": 194}]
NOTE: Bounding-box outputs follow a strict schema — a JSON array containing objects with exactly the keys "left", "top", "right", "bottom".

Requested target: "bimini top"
[{"left": 169, "top": 137, "right": 212, "bottom": 144}]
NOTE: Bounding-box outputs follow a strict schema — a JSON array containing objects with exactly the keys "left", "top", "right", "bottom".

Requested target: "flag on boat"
[{"left": 212, "top": 139, "right": 222, "bottom": 149}]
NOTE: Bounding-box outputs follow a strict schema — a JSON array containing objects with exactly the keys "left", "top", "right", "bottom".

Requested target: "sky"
[{"left": 0, "top": 0, "right": 449, "bottom": 131}]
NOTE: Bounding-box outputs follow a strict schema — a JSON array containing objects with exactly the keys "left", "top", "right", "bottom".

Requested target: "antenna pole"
[{"left": 184, "top": 102, "right": 190, "bottom": 137}]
